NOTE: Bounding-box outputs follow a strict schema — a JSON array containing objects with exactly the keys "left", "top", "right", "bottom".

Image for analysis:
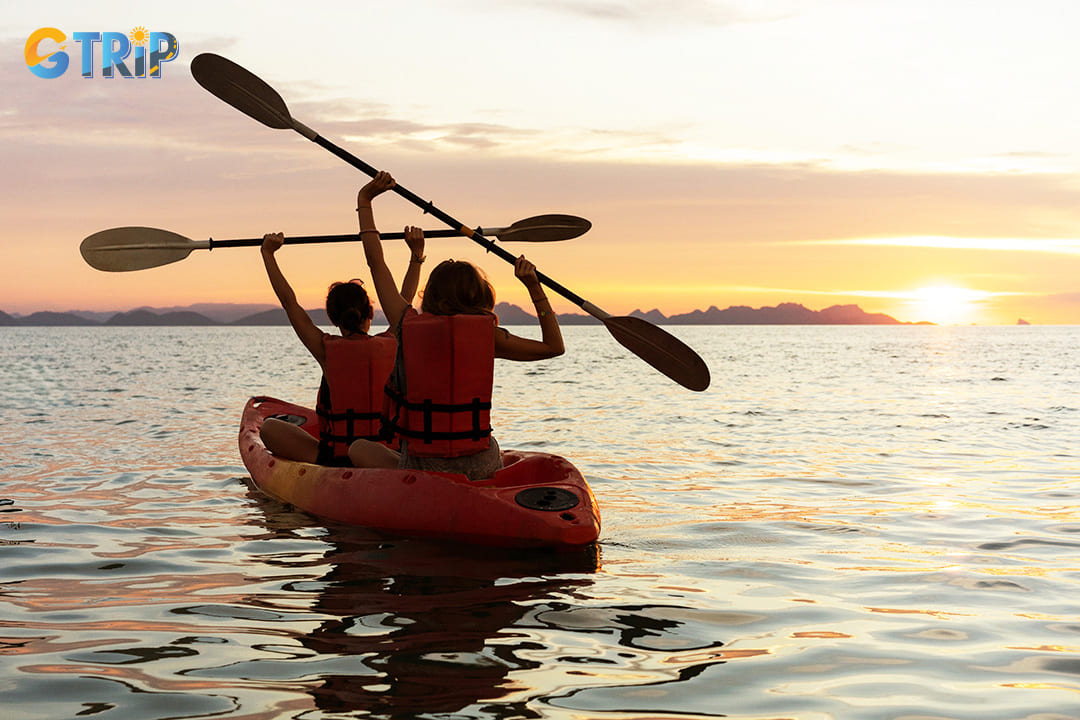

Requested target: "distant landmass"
[{"left": 1, "top": 301, "right": 932, "bottom": 326}]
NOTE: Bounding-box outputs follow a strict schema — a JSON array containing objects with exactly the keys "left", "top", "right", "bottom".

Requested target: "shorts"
[{"left": 398, "top": 436, "right": 503, "bottom": 482}]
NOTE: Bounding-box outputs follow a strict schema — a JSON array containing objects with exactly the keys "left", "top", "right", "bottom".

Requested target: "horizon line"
[{"left": 0, "top": 301, "right": 1045, "bottom": 327}]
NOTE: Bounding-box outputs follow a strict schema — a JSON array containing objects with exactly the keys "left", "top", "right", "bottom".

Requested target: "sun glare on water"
[{"left": 908, "top": 285, "right": 988, "bottom": 325}]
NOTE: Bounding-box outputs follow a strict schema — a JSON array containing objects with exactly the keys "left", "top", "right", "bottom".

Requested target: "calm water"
[{"left": 2, "top": 325, "right": 1079, "bottom": 720}]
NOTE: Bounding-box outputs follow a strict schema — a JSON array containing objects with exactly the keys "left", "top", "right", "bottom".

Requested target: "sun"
[
  {"left": 129, "top": 27, "right": 149, "bottom": 46},
  {"left": 907, "top": 285, "right": 987, "bottom": 325}
]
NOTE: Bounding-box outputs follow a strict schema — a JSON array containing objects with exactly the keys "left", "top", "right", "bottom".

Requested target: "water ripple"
[{"left": 3, "top": 326, "right": 1080, "bottom": 718}]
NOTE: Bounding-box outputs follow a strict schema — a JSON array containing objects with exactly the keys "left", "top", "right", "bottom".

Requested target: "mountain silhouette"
[{"left": 2, "top": 302, "right": 929, "bottom": 326}]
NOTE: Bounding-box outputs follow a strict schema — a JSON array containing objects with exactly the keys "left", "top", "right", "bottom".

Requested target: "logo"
[{"left": 26, "top": 27, "right": 179, "bottom": 79}]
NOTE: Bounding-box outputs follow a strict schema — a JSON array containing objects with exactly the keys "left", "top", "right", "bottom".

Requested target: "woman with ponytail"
[{"left": 258, "top": 230, "right": 425, "bottom": 465}]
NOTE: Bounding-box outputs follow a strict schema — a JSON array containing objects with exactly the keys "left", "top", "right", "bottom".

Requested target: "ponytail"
[{"left": 326, "top": 280, "right": 374, "bottom": 333}]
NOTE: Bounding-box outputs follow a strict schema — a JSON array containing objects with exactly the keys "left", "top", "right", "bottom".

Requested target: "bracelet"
[
  {"left": 359, "top": 228, "right": 378, "bottom": 234},
  {"left": 531, "top": 295, "right": 548, "bottom": 303},
  {"left": 537, "top": 309, "right": 551, "bottom": 318},
  {"left": 410, "top": 254, "right": 426, "bottom": 264}
]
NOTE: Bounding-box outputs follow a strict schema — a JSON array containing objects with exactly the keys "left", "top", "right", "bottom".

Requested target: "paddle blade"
[
  {"left": 493, "top": 215, "right": 591, "bottom": 243},
  {"left": 191, "top": 53, "right": 293, "bottom": 130},
  {"left": 80, "top": 227, "right": 196, "bottom": 272},
  {"left": 603, "top": 316, "right": 711, "bottom": 391}
]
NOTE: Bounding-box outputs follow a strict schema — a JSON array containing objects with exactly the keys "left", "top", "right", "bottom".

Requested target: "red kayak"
[{"left": 239, "top": 396, "right": 600, "bottom": 549}]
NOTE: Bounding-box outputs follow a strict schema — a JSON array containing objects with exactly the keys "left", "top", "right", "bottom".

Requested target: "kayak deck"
[{"left": 239, "top": 396, "right": 600, "bottom": 549}]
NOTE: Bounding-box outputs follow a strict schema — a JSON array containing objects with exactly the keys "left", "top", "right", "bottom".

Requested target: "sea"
[{"left": 2, "top": 324, "right": 1079, "bottom": 720}]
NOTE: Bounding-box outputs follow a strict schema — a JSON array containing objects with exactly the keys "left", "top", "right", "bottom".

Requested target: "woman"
[
  {"left": 258, "top": 228, "right": 425, "bottom": 465},
  {"left": 348, "top": 171, "right": 564, "bottom": 480}
]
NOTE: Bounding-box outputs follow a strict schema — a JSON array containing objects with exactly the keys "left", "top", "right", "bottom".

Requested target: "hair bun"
[{"left": 326, "top": 281, "right": 373, "bottom": 333}]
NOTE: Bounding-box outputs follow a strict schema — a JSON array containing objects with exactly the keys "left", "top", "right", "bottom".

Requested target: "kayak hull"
[{"left": 239, "top": 396, "right": 600, "bottom": 549}]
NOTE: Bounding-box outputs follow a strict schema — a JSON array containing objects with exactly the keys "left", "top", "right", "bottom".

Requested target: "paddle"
[
  {"left": 190, "top": 53, "right": 710, "bottom": 391},
  {"left": 81, "top": 214, "right": 590, "bottom": 272}
]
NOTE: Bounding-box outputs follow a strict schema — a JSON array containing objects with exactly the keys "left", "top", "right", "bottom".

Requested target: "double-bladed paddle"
[
  {"left": 190, "top": 53, "right": 710, "bottom": 391},
  {"left": 81, "top": 214, "right": 590, "bottom": 272}
]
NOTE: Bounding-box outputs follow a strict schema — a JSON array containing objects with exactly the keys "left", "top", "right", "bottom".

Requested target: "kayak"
[{"left": 239, "top": 396, "right": 600, "bottom": 549}]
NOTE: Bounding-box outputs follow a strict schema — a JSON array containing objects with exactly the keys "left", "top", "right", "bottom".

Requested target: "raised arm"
[
  {"left": 262, "top": 232, "right": 327, "bottom": 364},
  {"left": 494, "top": 255, "right": 565, "bottom": 361},
  {"left": 399, "top": 225, "right": 426, "bottom": 306},
  {"left": 356, "top": 171, "right": 410, "bottom": 331}
]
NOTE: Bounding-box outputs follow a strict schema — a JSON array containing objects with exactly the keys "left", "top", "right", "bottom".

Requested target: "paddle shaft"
[
  {"left": 308, "top": 134, "right": 592, "bottom": 311},
  {"left": 211, "top": 227, "right": 493, "bottom": 250}
]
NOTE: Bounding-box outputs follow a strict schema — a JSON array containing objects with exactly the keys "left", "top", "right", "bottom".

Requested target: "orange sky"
[{"left": 5, "top": 3, "right": 1080, "bottom": 324}]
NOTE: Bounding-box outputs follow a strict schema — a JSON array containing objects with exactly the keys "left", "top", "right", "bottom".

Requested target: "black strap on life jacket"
[
  {"left": 316, "top": 407, "right": 384, "bottom": 443},
  {"left": 316, "top": 377, "right": 384, "bottom": 452},
  {"left": 383, "top": 385, "right": 491, "bottom": 444}
]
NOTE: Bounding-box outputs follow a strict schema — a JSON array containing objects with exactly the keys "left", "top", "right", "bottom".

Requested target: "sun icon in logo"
[{"left": 129, "top": 26, "right": 149, "bottom": 46}]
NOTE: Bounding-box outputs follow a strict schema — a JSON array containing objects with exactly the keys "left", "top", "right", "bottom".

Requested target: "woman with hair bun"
[{"left": 257, "top": 229, "right": 425, "bottom": 465}]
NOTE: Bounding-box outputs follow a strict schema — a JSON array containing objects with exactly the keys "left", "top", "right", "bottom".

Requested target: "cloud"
[
  {"left": 3, "top": 45, "right": 283, "bottom": 152},
  {"left": 795, "top": 237, "right": 1080, "bottom": 256},
  {"left": 1042, "top": 292, "right": 1080, "bottom": 305},
  {"left": 997, "top": 150, "right": 1067, "bottom": 161},
  {"left": 505, "top": 0, "right": 796, "bottom": 27},
  {"left": 2, "top": 36, "right": 560, "bottom": 163},
  {"left": 335, "top": 118, "right": 539, "bottom": 151}
]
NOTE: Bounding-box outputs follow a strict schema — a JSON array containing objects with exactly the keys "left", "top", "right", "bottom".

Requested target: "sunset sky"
[{"left": 5, "top": 1, "right": 1080, "bottom": 324}]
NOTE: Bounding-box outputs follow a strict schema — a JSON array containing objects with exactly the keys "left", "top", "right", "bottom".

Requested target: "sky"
[{"left": 5, "top": 0, "right": 1080, "bottom": 324}]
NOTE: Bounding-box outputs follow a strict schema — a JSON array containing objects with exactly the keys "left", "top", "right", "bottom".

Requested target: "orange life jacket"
[
  {"left": 316, "top": 332, "right": 397, "bottom": 460},
  {"left": 383, "top": 310, "right": 495, "bottom": 458}
]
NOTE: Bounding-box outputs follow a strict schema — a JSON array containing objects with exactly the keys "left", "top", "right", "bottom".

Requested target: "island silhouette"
[{"left": 1, "top": 302, "right": 935, "bottom": 326}]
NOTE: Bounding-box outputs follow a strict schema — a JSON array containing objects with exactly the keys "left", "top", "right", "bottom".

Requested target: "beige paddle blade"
[
  {"left": 604, "top": 316, "right": 711, "bottom": 391},
  {"left": 496, "top": 215, "right": 591, "bottom": 242},
  {"left": 191, "top": 53, "right": 294, "bottom": 130},
  {"left": 81, "top": 227, "right": 197, "bottom": 272}
]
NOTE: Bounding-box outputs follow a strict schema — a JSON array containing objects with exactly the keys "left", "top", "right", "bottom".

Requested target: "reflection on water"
[
  {"left": 2, "top": 326, "right": 1080, "bottom": 718},
  {"left": 245, "top": 489, "right": 600, "bottom": 717}
]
